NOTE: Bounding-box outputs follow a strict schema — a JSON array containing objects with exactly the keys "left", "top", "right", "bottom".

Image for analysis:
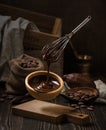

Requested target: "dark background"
[{"left": 0, "top": 0, "right": 106, "bottom": 75}]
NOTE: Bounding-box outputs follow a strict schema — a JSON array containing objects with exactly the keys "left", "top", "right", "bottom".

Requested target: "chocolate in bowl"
[
  {"left": 25, "top": 70, "right": 64, "bottom": 100},
  {"left": 61, "top": 87, "right": 99, "bottom": 105},
  {"left": 28, "top": 75, "right": 60, "bottom": 93}
]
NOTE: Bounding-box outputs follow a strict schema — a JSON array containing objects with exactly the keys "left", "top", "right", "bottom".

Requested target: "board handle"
[{"left": 65, "top": 112, "right": 90, "bottom": 125}]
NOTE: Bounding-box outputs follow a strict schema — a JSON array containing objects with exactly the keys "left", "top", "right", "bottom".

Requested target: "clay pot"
[{"left": 25, "top": 70, "right": 64, "bottom": 100}]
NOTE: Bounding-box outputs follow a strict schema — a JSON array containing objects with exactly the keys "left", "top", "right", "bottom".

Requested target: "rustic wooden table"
[{"left": 0, "top": 75, "right": 106, "bottom": 130}]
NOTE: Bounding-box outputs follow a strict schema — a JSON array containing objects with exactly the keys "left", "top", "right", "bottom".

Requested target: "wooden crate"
[{"left": 0, "top": 3, "right": 63, "bottom": 76}]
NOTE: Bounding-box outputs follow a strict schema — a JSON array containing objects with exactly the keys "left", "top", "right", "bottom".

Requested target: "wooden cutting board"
[{"left": 12, "top": 99, "right": 89, "bottom": 125}]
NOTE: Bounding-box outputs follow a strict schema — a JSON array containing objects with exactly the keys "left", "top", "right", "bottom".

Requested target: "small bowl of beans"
[{"left": 61, "top": 87, "right": 99, "bottom": 105}]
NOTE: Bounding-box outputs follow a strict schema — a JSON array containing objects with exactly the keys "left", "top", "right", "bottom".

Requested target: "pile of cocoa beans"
[{"left": 18, "top": 54, "right": 39, "bottom": 68}]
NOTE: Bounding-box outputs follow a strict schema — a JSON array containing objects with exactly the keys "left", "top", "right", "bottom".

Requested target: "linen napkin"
[
  {"left": 0, "top": 15, "right": 39, "bottom": 82},
  {"left": 94, "top": 79, "right": 106, "bottom": 104}
]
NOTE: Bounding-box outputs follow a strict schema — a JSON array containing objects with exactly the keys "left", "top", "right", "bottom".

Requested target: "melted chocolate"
[
  {"left": 29, "top": 75, "right": 60, "bottom": 93},
  {"left": 34, "top": 43, "right": 62, "bottom": 92}
]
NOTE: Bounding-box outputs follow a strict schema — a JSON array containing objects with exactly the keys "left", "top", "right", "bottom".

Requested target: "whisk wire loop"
[{"left": 42, "top": 16, "right": 92, "bottom": 63}]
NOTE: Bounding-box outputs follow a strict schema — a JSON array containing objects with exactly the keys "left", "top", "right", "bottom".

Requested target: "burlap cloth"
[{"left": 6, "top": 54, "right": 44, "bottom": 94}]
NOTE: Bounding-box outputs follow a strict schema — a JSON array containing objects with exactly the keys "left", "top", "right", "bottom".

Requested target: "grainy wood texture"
[
  {"left": 1, "top": 75, "right": 106, "bottom": 130},
  {"left": 12, "top": 99, "right": 89, "bottom": 125},
  {"left": 0, "top": 92, "right": 106, "bottom": 130}
]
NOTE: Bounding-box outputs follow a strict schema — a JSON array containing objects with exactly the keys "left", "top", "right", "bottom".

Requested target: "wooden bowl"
[{"left": 25, "top": 70, "right": 64, "bottom": 100}]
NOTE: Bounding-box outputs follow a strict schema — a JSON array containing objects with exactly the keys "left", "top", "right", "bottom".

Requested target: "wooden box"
[{"left": 0, "top": 3, "right": 63, "bottom": 76}]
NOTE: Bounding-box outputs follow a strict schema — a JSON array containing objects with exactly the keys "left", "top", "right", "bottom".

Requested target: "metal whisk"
[{"left": 42, "top": 16, "right": 91, "bottom": 63}]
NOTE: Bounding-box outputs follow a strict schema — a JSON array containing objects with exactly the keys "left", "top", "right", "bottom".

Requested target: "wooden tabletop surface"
[{"left": 0, "top": 75, "right": 106, "bottom": 130}]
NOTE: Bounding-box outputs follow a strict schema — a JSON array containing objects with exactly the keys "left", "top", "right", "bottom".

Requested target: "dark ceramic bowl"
[{"left": 61, "top": 87, "right": 99, "bottom": 105}]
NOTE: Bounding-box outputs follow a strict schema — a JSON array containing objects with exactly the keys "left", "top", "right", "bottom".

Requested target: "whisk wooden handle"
[{"left": 68, "top": 16, "right": 91, "bottom": 38}]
